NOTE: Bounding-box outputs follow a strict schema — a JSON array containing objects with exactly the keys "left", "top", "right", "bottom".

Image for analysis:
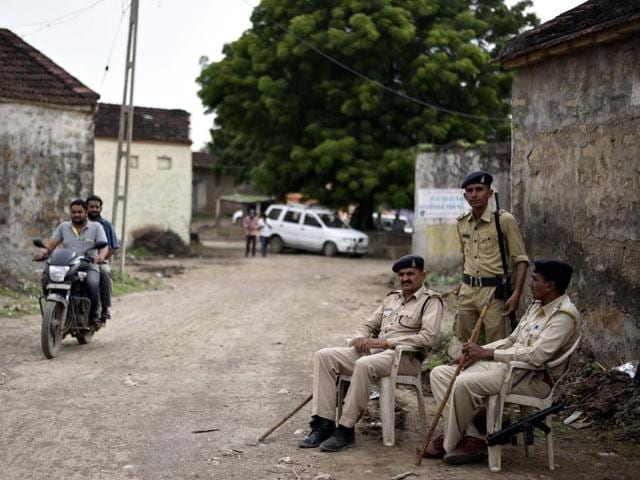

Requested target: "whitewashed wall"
[{"left": 94, "top": 138, "right": 192, "bottom": 244}]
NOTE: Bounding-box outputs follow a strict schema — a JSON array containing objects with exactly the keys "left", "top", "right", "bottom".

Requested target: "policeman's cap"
[
  {"left": 533, "top": 259, "right": 573, "bottom": 293},
  {"left": 461, "top": 170, "right": 493, "bottom": 189},
  {"left": 392, "top": 255, "right": 424, "bottom": 273}
]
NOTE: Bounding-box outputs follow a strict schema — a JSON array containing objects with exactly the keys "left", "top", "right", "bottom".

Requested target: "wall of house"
[
  {"left": 511, "top": 35, "right": 640, "bottom": 365},
  {"left": 192, "top": 168, "right": 237, "bottom": 216},
  {"left": 413, "top": 144, "right": 512, "bottom": 273},
  {"left": 94, "top": 139, "right": 192, "bottom": 244},
  {"left": 0, "top": 102, "right": 95, "bottom": 277}
]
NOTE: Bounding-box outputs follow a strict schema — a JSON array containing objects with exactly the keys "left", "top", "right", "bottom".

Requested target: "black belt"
[{"left": 463, "top": 274, "right": 502, "bottom": 287}]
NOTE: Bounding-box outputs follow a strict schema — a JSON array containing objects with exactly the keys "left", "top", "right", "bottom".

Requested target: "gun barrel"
[{"left": 486, "top": 403, "right": 564, "bottom": 446}]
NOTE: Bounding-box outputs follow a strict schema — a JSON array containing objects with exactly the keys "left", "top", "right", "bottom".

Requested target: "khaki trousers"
[
  {"left": 430, "top": 362, "right": 550, "bottom": 452},
  {"left": 312, "top": 347, "right": 421, "bottom": 428},
  {"left": 455, "top": 284, "right": 506, "bottom": 345}
]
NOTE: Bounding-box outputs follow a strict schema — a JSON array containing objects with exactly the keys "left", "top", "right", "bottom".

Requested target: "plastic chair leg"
[
  {"left": 486, "top": 395, "right": 503, "bottom": 472},
  {"left": 379, "top": 376, "right": 395, "bottom": 446}
]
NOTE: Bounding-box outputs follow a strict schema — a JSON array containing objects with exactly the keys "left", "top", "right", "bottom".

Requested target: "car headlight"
[{"left": 48, "top": 266, "right": 69, "bottom": 282}]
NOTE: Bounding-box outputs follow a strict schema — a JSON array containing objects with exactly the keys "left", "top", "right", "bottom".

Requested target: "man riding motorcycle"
[{"left": 34, "top": 199, "right": 108, "bottom": 328}]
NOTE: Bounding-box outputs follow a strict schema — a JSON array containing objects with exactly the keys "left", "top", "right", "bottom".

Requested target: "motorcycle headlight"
[{"left": 49, "top": 266, "right": 69, "bottom": 282}]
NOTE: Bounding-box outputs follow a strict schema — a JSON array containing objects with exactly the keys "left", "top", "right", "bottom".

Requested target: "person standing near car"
[
  {"left": 33, "top": 199, "right": 108, "bottom": 328},
  {"left": 87, "top": 194, "right": 119, "bottom": 325},
  {"left": 258, "top": 212, "right": 271, "bottom": 257},
  {"left": 453, "top": 171, "right": 529, "bottom": 346},
  {"left": 243, "top": 208, "right": 260, "bottom": 257}
]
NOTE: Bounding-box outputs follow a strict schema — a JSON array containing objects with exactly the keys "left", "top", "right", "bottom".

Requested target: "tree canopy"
[{"left": 197, "top": 0, "right": 537, "bottom": 226}]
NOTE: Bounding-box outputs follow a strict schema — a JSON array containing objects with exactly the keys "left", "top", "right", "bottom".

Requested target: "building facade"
[
  {"left": 0, "top": 29, "right": 98, "bottom": 277},
  {"left": 93, "top": 103, "right": 192, "bottom": 245},
  {"left": 497, "top": 0, "right": 640, "bottom": 364}
]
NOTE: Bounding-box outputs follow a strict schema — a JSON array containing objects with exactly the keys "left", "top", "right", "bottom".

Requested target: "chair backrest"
[{"left": 547, "top": 332, "right": 582, "bottom": 396}]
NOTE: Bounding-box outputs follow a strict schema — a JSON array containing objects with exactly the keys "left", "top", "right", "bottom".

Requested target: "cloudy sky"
[{"left": 2, "top": 0, "right": 585, "bottom": 149}]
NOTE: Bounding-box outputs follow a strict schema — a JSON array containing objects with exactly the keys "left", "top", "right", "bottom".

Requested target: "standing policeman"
[{"left": 454, "top": 171, "right": 529, "bottom": 346}]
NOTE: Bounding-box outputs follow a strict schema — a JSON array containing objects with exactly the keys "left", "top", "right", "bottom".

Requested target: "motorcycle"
[{"left": 33, "top": 238, "right": 108, "bottom": 359}]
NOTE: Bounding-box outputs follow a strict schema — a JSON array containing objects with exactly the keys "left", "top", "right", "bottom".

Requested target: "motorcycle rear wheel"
[
  {"left": 41, "top": 301, "right": 64, "bottom": 359},
  {"left": 76, "top": 330, "right": 94, "bottom": 345}
]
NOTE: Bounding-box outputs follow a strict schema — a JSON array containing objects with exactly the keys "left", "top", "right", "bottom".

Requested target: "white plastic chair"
[
  {"left": 486, "top": 334, "right": 581, "bottom": 472},
  {"left": 336, "top": 341, "right": 427, "bottom": 446}
]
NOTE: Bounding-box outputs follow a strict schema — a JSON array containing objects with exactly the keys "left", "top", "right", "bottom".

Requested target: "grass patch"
[
  {"left": 422, "top": 332, "right": 453, "bottom": 373},
  {"left": 112, "top": 270, "right": 158, "bottom": 296},
  {"left": 0, "top": 280, "right": 41, "bottom": 318},
  {"left": 127, "top": 245, "right": 152, "bottom": 259},
  {"left": 426, "top": 271, "right": 462, "bottom": 287}
]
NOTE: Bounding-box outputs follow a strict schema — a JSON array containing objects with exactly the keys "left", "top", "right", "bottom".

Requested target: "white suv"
[{"left": 265, "top": 204, "right": 369, "bottom": 257}]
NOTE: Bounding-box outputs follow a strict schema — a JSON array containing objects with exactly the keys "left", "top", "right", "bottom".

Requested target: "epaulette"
[
  {"left": 386, "top": 290, "right": 401, "bottom": 297},
  {"left": 457, "top": 211, "right": 471, "bottom": 221}
]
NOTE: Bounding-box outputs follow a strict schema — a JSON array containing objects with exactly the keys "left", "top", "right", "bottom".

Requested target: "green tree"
[{"left": 197, "top": 0, "right": 537, "bottom": 227}]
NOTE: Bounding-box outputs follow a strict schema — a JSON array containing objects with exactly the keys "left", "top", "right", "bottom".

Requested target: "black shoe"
[
  {"left": 319, "top": 425, "right": 355, "bottom": 452},
  {"left": 298, "top": 416, "right": 335, "bottom": 448},
  {"left": 101, "top": 307, "right": 111, "bottom": 321},
  {"left": 92, "top": 318, "right": 105, "bottom": 330}
]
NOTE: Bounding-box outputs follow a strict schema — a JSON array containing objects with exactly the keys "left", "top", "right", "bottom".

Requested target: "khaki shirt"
[
  {"left": 354, "top": 286, "right": 443, "bottom": 358},
  {"left": 457, "top": 207, "right": 529, "bottom": 277},
  {"left": 485, "top": 294, "right": 580, "bottom": 379}
]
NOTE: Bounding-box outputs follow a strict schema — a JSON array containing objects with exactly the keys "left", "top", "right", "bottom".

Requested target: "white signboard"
[{"left": 417, "top": 188, "right": 467, "bottom": 224}]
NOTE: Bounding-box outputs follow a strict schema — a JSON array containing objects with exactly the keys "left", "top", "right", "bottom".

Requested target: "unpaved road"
[{"left": 0, "top": 249, "right": 636, "bottom": 479}]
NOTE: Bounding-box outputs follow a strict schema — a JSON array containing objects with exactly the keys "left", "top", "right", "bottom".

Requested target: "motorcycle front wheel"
[{"left": 41, "top": 301, "right": 64, "bottom": 359}]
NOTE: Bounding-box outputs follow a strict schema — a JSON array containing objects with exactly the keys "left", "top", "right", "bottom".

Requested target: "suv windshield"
[{"left": 318, "top": 213, "right": 348, "bottom": 229}]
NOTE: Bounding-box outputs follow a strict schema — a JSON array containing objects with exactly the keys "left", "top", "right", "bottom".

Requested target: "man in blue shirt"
[{"left": 87, "top": 195, "right": 120, "bottom": 324}]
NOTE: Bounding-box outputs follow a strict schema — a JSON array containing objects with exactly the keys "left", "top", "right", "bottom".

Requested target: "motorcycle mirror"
[
  {"left": 33, "top": 238, "right": 46, "bottom": 248},
  {"left": 93, "top": 241, "right": 108, "bottom": 250}
]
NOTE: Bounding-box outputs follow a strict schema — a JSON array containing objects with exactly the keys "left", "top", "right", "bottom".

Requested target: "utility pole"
[{"left": 112, "top": 0, "right": 139, "bottom": 274}]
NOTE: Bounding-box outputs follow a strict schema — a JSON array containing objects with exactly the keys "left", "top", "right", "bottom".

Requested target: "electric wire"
[
  {"left": 13, "top": 0, "right": 107, "bottom": 38},
  {"left": 98, "top": 2, "right": 131, "bottom": 94},
  {"left": 235, "top": 0, "right": 507, "bottom": 122}
]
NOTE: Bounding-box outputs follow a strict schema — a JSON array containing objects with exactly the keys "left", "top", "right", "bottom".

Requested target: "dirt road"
[{"left": 0, "top": 249, "right": 635, "bottom": 479}]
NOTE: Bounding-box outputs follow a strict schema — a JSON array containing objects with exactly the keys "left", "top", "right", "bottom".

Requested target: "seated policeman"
[
  {"left": 299, "top": 255, "right": 443, "bottom": 452},
  {"left": 425, "top": 259, "right": 580, "bottom": 465}
]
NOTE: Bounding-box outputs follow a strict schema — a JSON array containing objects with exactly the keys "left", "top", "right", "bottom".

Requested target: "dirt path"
[{"left": 0, "top": 250, "right": 636, "bottom": 479}]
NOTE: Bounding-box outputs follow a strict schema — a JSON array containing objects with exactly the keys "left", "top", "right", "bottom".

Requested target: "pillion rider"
[
  {"left": 34, "top": 199, "right": 108, "bottom": 328},
  {"left": 87, "top": 194, "right": 119, "bottom": 325},
  {"left": 299, "top": 255, "right": 443, "bottom": 452}
]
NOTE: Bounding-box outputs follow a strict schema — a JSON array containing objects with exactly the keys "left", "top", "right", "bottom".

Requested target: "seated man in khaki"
[
  {"left": 299, "top": 255, "right": 443, "bottom": 452},
  {"left": 425, "top": 259, "right": 580, "bottom": 465}
]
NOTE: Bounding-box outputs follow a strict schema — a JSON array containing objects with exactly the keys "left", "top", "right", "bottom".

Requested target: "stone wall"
[
  {"left": 0, "top": 102, "right": 95, "bottom": 278},
  {"left": 511, "top": 35, "right": 640, "bottom": 365},
  {"left": 94, "top": 139, "right": 192, "bottom": 245},
  {"left": 413, "top": 144, "right": 511, "bottom": 273}
]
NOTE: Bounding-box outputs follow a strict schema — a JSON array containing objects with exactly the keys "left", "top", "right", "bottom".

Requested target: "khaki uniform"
[
  {"left": 431, "top": 294, "right": 580, "bottom": 452},
  {"left": 455, "top": 207, "right": 529, "bottom": 345},
  {"left": 312, "top": 286, "right": 443, "bottom": 427}
]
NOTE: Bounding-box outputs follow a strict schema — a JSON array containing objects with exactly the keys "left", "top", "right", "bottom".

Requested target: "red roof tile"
[
  {"left": 0, "top": 28, "right": 99, "bottom": 107},
  {"left": 94, "top": 102, "right": 191, "bottom": 145}
]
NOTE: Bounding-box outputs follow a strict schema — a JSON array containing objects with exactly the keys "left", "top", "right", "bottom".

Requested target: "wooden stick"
[
  {"left": 415, "top": 296, "right": 493, "bottom": 466},
  {"left": 258, "top": 393, "right": 313, "bottom": 442}
]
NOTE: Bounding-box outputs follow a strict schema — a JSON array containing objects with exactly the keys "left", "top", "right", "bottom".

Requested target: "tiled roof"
[
  {"left": 192, "top": 151, "right": 218, "bottom": 169},
  {"left": 496, "top": 0, "right": 640, "bottom": 64},
  {"left": 0, "top": 28, "right": 98, "bottom": 107},
  {"left": 95, "top": 102, "right": 191, "bottom": 145}
]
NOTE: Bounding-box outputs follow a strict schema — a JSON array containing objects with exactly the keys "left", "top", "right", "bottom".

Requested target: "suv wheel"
[
  {"left": 270, "top": 235, "right": 284, "bottom": 254},
  {"left": 322, "top": 241, "right": 337, "bottom": 257}
]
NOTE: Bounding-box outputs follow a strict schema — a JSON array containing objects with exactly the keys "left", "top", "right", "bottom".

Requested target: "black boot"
[
  {"left": 319, "top": 425, "right": 355, "bottom": 452},
  {"left": 298, "top": 416, "right": 336, "bottom": 448}
]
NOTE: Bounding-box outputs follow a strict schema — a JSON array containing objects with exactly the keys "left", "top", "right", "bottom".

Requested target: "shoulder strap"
[{"left": 418, "top": 291, "right": 443, "bottom": 319}]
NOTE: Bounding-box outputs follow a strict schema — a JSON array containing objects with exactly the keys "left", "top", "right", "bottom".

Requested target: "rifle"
[
  {"left": 493, "top": 192, "right": 517, "bottom": 331},
  {"left": 486, "top": 403, "right": 564, "bottom": 447}
]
